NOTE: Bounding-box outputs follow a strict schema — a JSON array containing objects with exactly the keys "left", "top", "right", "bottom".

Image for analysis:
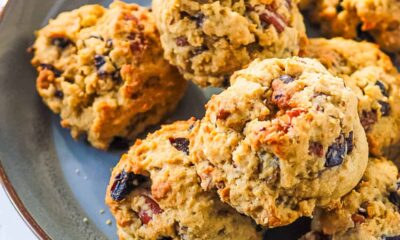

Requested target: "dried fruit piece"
[
  {"left": 376, "top": 80, "right": 389, "bottom": 97},
  {"left": 138, "top": 195, "right": 163, "bottom": 224},
  {"left": 259, "top": 8, "right": 287, "bottom": 33},
  {"left": 94, "top": 55, "right": 106, "bottom": 69},
  {"left": 279, "top": 74, "right": 294, "bottom": 84},
  {"left": 379, "top": 101, "right": 391, "bottom": 116},
  {"left": 325, "top": 134, "right": 346, "bottom": 167},
  {"left": 110, "top": 170, "right": 147, "bottom": 201},
  {"left": 217, "top": 109, "right": 231, "bottom": 120},
  {"left": 309, "top": 142, "right": 323, "bottom": 157},
  {"left": 384, "top": 236, "right": 400, "bottom": 240},
  {"left": 190, "top": 13, "right": 205, "bottom": 27},
  {"left": 192, "top": 45, "right": 208, "bottom": 56},
  {"left": 346, "top": 131, "right": 354, "bottom": 154},
  {"left": 40, "top": 63, "right": 62, "bottom": 77},
  {"left": 54, "top": 90, "right": 64, "bottom": 99},
  {"left": 176, "top": 36, "right": 189, "bottom": 47},
  {"left": 351, "top": 213, "right": 366, "bottom": 224},
  {"left": 360, "top": 110, "right": 377, "bottom": 132},
  {"left": 169, "top": 137, "right": 190, "bottom": 155},
  {"left": 51, "top": 37, "right": 72, "bottom": 49}
]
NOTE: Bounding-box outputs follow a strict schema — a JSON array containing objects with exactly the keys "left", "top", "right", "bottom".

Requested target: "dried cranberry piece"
[
  {"left": 360, "top": 110, "right": 377, "bottom": 132},
  {"left": 279, "top": 75, "right": 294, "bottom": 84},
  {"left": 54, "top": 90, "right": 64, "bottom": 99},
  {"left": 51, "top": 37, "right": 72, "bottom": 49},
  {"left": 169, "top": 137, "right": 189, "bottom": 155},
  {"left": 110, "top": 170, "right": 147, "bottom": 201},
  {"left": 325, "top": 134, "right": 346, "bottom": 167},
  {"left": 309, "top": 142, "right": 323, "bottom": 157},
  {"left": 379, "top": 101, "right": 391, "bottom": 116},
  {"left": 259, "top": 9, "right": 287, "bottom": 33},
  {"left": 176, "top": 36, "right": 189, "bottom": 47},
  {"left": 346, "top": 131, "right": 354, "bottom": 154},
  {"left": 94, "top": 55, "right": 106, "bottom": 70},
  {"left": 40, "top": 63, "right": 62, "bottom": 77},
  {"left": 389, "top": 191, "right": 400, "bottom": 210},
  {"left": 351, "top": 213, "right": 365, "bottom": 224},
  {"left": 138, "top": 195, "right": 163, "bottom": 224},
  {"left": 217, "top": 109, "right": 231, "bottom": 120},
  {"left": 376, "top": 80, "right": 389, "bottom": 97}
]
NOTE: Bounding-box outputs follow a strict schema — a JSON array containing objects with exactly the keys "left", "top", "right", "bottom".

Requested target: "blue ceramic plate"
[{"left": 0, "top": 0, "right": 311, "bottom": 239}]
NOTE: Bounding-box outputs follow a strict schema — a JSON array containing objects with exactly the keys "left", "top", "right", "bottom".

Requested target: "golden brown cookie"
[
  {"left": 106, "top": 119, "right": 263, "bottom": 240},
  {"left": 191, "top": 57, "right": 368, "bottom": 227},
  {"left": 31, "top": 1, "right": 187, "bottom": 149},
  {"left": 153, "top": 0, "right": 307, "bottom": 87},
  {"left": 302, "top": 157, "right": 400, "bottom": 240},
  {"left": 301, "top": 38, "right": 400, "bottom": 156}
]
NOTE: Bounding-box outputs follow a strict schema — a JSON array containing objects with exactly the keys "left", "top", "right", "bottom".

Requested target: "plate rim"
[{"left": 0, "top": 0, "right": 51, "bottom": 239}]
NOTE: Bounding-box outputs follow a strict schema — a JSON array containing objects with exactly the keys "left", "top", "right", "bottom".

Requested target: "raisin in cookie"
[
  {"left": 301, "top": 38, "right": 400, "bottom": 156},
  {"left": 302, "top": 0, "right": 400, "bottom": 54},
  {"left": 30, "top": 1, "right": 187, "bottom": 150},
  {"left": 302, "top": 157, "right": 400, "bottom": 240},
  {"left": 105, "top": 119, "right": 262, "bottom": 240},
  {"left": 152, "top": 0, "right": 307, "bottom": 87},
  {"left": 190, "top": 57, "right": 368, "bottom": 227}
]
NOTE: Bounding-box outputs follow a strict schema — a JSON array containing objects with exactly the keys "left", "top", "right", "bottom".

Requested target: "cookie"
[
  {"left": 302, "top": 157, "right": 400, "bottom": 240},
  {"left": 301, "top": 38, "right": 400, "bottom": 156},
  {"left": 190, "top": 57, "right": 368, "bottom": 227},
  {"left": 152, "top": 0, "right": 307, "bottom": 87},
  {"left": 105, "top": 119, "right": 262, "bottom": 240},
  {"left": 302, "top": 0, "right": 400, "bottom": 54},
  {"left": 30, "top": 1, "right": 187, "bottom": 150}
]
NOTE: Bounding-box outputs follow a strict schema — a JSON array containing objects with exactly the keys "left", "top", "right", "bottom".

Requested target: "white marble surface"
[{"left": 0, "top": 186, "right": 37, "bottom": 240}]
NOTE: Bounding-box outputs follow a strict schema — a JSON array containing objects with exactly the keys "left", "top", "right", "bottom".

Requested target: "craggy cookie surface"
[
  {"left": 153, "top": 0, "right": 306, "bottom": 87},
  {"left": 191, "top": 57, "right": 368, "bottom": 227},
  {"left": 303, "top": 157, "right": 400, "bottom": 240},
  {"left": 301, "top": 38, "right": 400, "bottom": 156},
  {"left": 31, "top": 1, "right": 187, "bottom": 149},
  {"left": 106, "top": 119, "right": 262, "bottom": 240},
  {"left": 301, "top": 0, "right": 400, "bottom": 53}
]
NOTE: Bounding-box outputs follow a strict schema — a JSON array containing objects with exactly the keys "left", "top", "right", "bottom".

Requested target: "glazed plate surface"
[{"left": 0, "top": 0, "right": 310, "bottom": 239}]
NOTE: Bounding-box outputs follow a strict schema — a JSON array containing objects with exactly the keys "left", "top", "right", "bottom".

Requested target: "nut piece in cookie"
[
  {"left": 301, "top": 38, "right": 400, "bottom": 156},
  {"left": 106, "top": 119, "right": 262, "bottom": 240},
  {"left": 191, "top": 57, "right": 368, "bottom": 227},
  {"left": 31, "top": 1, "right": 187, "bottom": 150},
  {"left": 302, "top": 157, "right": 400, "bottom": 240},
  {"left": 152, "top": 0, "right": 307, "bottom": 87}
]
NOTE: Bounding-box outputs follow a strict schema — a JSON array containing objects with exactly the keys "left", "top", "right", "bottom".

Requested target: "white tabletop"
[{"left": 0, "top": 186, "right": 37, "bottom": 240}]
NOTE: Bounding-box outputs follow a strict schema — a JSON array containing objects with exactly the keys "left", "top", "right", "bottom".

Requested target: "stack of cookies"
[{"left": 30, "top": 0, "right": 400, "bottom": 239}]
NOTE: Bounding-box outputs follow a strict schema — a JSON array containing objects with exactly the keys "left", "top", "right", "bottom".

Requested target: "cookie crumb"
[
  {"left": 83, "top": 217, "right": 89, "bottom": 223},
  {"left": 99, "top": 209, "right": 105, "bottom": 214},
  {"left": 106, "top": 219, "right": 112, "bottom": 225}
]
